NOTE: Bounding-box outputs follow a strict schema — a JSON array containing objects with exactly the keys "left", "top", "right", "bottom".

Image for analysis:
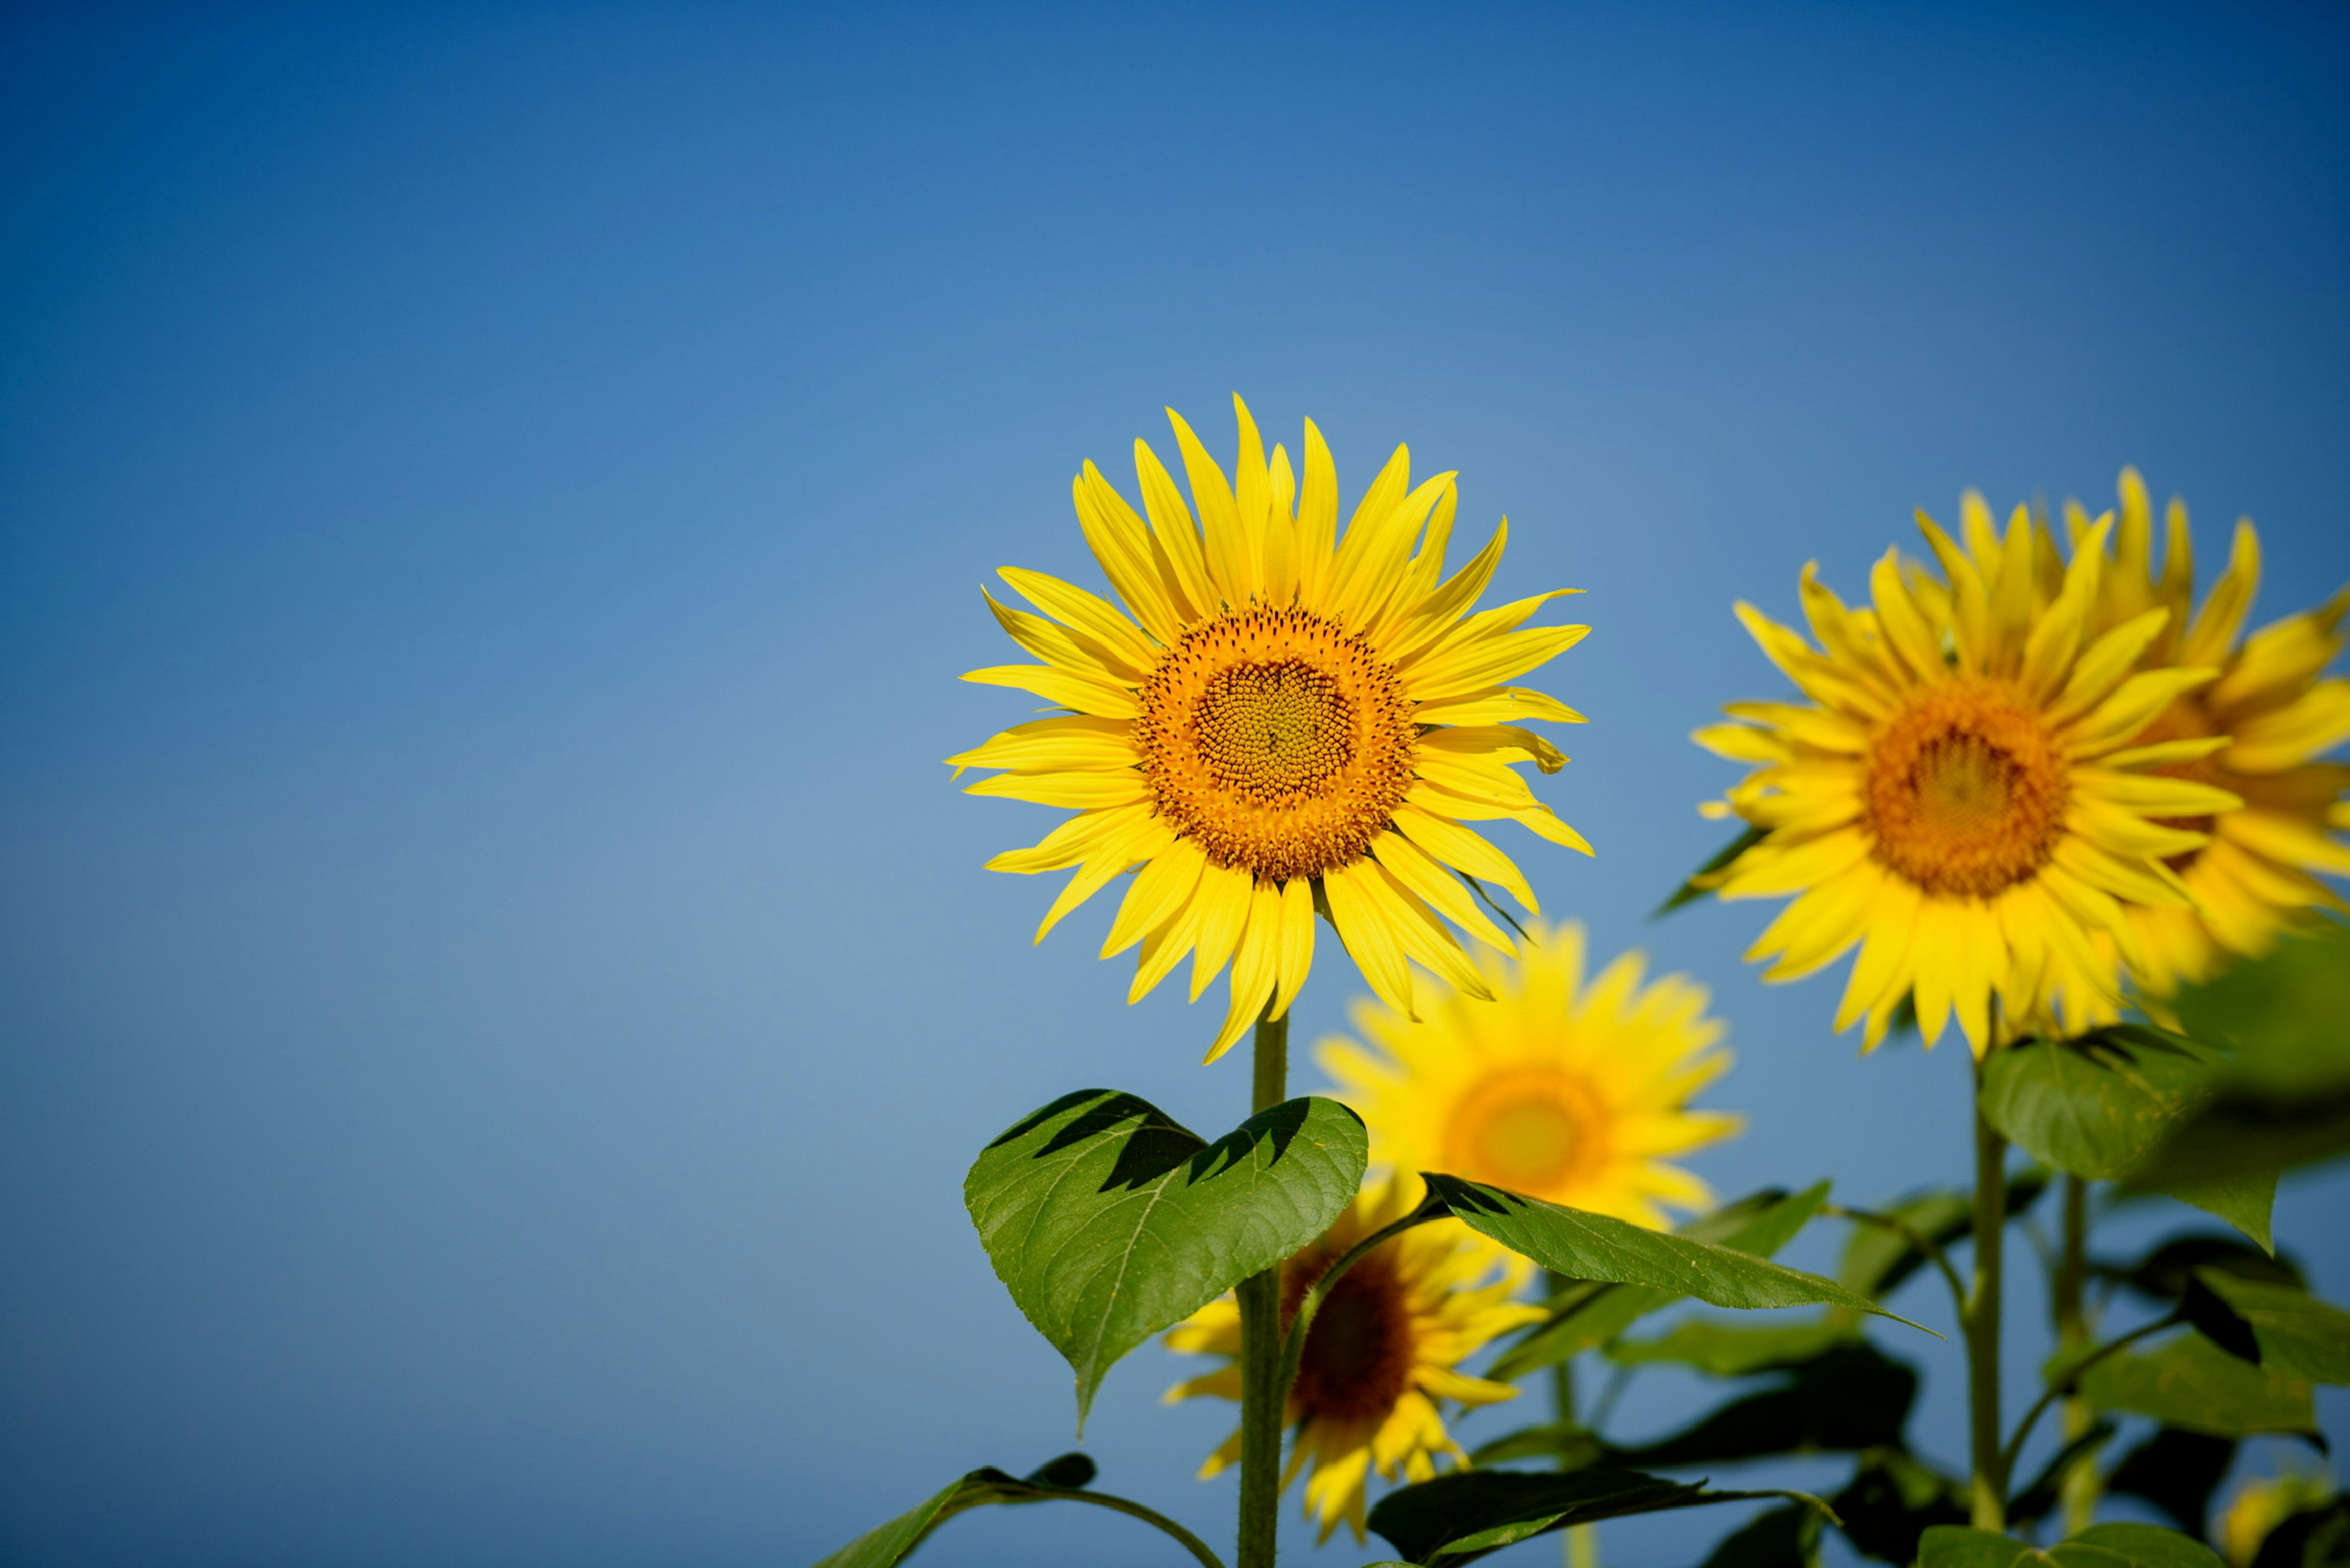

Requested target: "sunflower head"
[
  {"left": 1319, "top": 922, "right": 1739, "bottom": 1230},
  {"left": 955, "top": 397, "right": 1592, "bottom": 1061},
  {"left": 2051, "top": 469, "right": 2350, "bottom": 996},
  {"left": 1696, "top": 493, "right": 2246, "bottom": 1055},
  {"left": 1163, "top": 1178, "right": 1544, "bottom": 1544}
]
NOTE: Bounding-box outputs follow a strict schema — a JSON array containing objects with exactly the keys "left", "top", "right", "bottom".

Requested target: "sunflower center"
[
  {"left": 1862, "top": 679, "right": 2067, "bottom": 900},
  {"left": 1134, "top": 606, "right": 1417, "bottom": 883},
  {"left": 1440, "top": 1066, "right": 1605, "bottom": 1198},
  {"left": 1282, "top": 1250, "right": 1415, "bottom": 1427}
]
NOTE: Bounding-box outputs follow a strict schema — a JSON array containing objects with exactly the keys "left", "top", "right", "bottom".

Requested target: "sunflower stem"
[
  {"left": 1237, "top": 1009, "right": 1289, "bottom": 1568},
  {"left": 2056, "top": 1174, "right": 2102, "bottom": 1535},
  {"left": 1540, "top": 1281, "right": 1601, "bottom": 1568},
  {"left": 1967, "top": 1078, "right": 2009, "bottom": 1531}
]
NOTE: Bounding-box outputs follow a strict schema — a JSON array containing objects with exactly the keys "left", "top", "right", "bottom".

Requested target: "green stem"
[
  {"left": 1968, "top": 1081, "right": 2009, "bottom": 1531},
  {"left": 1236, "top": 1010, "right": 1289, "bottom": 1568},
  {"left": 2056, "top": 1175, "right": 2100, "bottom": 1535},
  {"left": 1544, "top": 1270, "right": 1598, "bottom": 1568}
]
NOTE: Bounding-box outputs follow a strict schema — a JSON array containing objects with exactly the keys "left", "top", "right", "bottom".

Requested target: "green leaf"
[
  {"left": 1655, "top": 824, "right": 1768, "bottom": 917},
  {"left": 2195, "top": 1270, "right": 2350, "bottom": 1383},
  {"left": 1485, "top": 1184, "right": 1889, "bottom": 1382},
  {"left": 2158, "top": 1168, "right": 2279, "bottom": 1254},
  {"left": 1606, "top": 1315, "right": 1852, "bottom": 1376},
  {"left": 2106, "top": 1428, "right": 2236, "bottom": 1537},
  {"left": 809, "top": 1457, "right": 1223, "bottom": 1568},
  {"left": 2102, "top": 1233, "right": 2303, "bottom": 1302},
  {"left": 1920, "top": 1525, "right": 2225, "bottom": 1568},
  {"left": 1697, "top": 1504, "right": 1824, "bottom": 1568},
  {"left": 1367, "top": 1468, "right": 1832, "bottom": 1566},
  {"left": 1979, "top": 1029, "right": 2274, "bottom": 1245},
  {"left": 964, "top": 1089, "right": 1366, "bottom": 1425},
  {"left": 1918, "top": 1526, "right": 2050, "bottom": 1568},
  {"left": 1608, "top": 1342, "right": 1919, "bottom": 1467},
  {"left": 1426, "top": 1174, "right": 1901, "bottom": 1320},
  {"left": 2052, "top": 1522, "right": 2226, "bottom": 1568},
  {"left": 2138, "top": 921, "right": 2350, "bottom": 1184},
  {"left": 1982, "top": 1029, "right": 2225, "bottom": 1179},
  {"left": 1831, "top": 1449, "right": 1968, "bottom": 1565},
  {"left": 2075, "top": 1331, "right": 2318, "bottom": 1437}
]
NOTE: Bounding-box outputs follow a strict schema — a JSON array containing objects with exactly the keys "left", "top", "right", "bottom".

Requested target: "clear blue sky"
[{"left": 2, "top": 4, "right": 2345, "bottom": 1564}]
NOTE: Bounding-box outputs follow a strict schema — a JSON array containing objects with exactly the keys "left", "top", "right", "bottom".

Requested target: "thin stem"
[
  {"left": 1543, "top": 1270, "right": 1599, "bottom": 1568},
  {"left": 1236, "top": 1010, "right": 1289, "bottom": 1568},
  {"left": 1968, "top": 1081, "right": 2009, "bottom": 1531},
  {"left": 1998, "top": 1310, "right": 2182, "bottom": 1485},
  {"left": 1825, "top": 1203, "right": 1968, "bottom": 1320},
  {"left": 1020, "top": 1485, "right": 1231, "bottom": 1568},
  {"left": 2056, "top": 1175, "right": 2100, "bottom": 1535}
]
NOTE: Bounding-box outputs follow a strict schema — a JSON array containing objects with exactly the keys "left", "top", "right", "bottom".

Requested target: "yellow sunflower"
[
  {"left": 1318, "top": 922, "right": 1739, "bottom": 1229},
  {"left": 952, "top": 397, "right": 1590, "bottom": 1061},
  {"left": 1694, "top": 495, "right": 2244, "bottom": 1055},
  {"left": 1164, "top": 1177, "right": 1545, "bottom": 1544},
  {"left": 2051, "top": 469, "right": 2350, "bottom": 996}
]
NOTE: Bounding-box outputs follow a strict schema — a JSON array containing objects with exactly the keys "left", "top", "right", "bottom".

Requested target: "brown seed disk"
[
  {"left": 1133, "top": 605, "right": 1417, "bottom": 883},
  {"left": 1281, "top": 1248, "right": 1416, "bottom": 1427},
  {"left": 1862, "top": 678, "right": 2068, "bottom": 899}
]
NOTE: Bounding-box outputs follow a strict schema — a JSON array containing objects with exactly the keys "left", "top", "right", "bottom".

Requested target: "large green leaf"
[
  {"left": 2074, "top": 1332, "right": 2317, "bottom": 1437},
  {"left": 964, "top": 1089, "right": 1365, "bottom": 1424},
  {"left": 1426, "top": 1175, "right": 1897, "bottom": 1320},
  {"left": 809, "top": 1455, "right": 1222, "bottom": 1568},
  {"left": 1606, "top": 1314, "right": 1851, "bottom": 1376},
  {"left": 1484, "top": 1184, "right": 1857, "bottom": 1380},
  {"left": 2138, "top": 922, "right": 2350, "bottom": 1184},
  {"left": 1979, "top": 1030, "right": 2271, "bottom": 1247},
  {"left": 1920, "top": 1524, "right": 2223, "bottom": 1568},
  {"left": 1367, "top": 1467, "right": 1828, "bottom": 1566},
  {"left": 2194, "top": 1270, "right": 2350, "bottom": 1383},
  {"left": 1981, "top": 1029, "right": 2223, "bottom": 1178}
]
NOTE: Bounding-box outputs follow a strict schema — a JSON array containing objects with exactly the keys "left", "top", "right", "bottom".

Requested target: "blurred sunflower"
[
  {"left": 1318, "top": 922, "right": 1738, "bottom": 1228},
  {"left": 2220, "top": 1467, "right": 2336, "bottom": 1568},
  {"left": 952, "top": 396, "right": 1589, "bottom": 1061},
  {"left": 1694, "top": 497, "right": 2242, "bottom": 1055},
  {"left": 2051, "top": 469, "right": 2350, "bottom": 996},
  {"left": 1164, "top": 1178, "right": 1543, "bottom": 1544}
]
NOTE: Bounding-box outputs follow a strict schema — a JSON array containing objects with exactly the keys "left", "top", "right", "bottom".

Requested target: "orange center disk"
[
  {"left": 1439, "top": 1065, "right": 1606, "bottom": 1199},
  {"left": 1862, "top": 678, "right": 2068, "bottom": 899},
  {"left": 1133, "top": 605, "right": 1417, "bottom": 883}
]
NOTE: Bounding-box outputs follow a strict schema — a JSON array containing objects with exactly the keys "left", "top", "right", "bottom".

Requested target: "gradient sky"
[{"left": 3, "top": 4, "right": 2346, "bottom": 1565}]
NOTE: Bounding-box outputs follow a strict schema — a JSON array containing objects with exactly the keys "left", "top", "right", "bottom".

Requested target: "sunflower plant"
[
  {"left": 810, "top": 420, "right": 2346, "bottom": 1568},
  {"left": 1668, "top": 474, "right": 2350, "bottom": 1568}
]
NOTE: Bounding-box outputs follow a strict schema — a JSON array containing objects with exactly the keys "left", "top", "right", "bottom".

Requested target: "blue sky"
[{"left": 2, "top": 4, "right": 2346, "bottom": 1564}]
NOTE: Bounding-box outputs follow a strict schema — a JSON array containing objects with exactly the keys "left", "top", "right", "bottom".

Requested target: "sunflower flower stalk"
[
  {"left": 1690, "top": 487, "right": 2274, "bottom": 1534},
  {"left": 957, "top": 398, "right": 1589, "bottom": 1566}
]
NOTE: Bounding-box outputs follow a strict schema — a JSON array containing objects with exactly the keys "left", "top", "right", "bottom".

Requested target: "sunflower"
[
  {"left": 1318, "top": 922, "right": 1739, "bottom": 1230},
  {"left": 2050, "top": 469, "right": 2350, "bottom": 996},
  {"left": 1694, "top": 495, "right": 2244, "bottom": 1055},
  {"left": 1164, "top": 1177, "right": 1545, "bottom": 1544},
  {"left": 952, "top": 397, "right": 1590, "bottom": 1061}
]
